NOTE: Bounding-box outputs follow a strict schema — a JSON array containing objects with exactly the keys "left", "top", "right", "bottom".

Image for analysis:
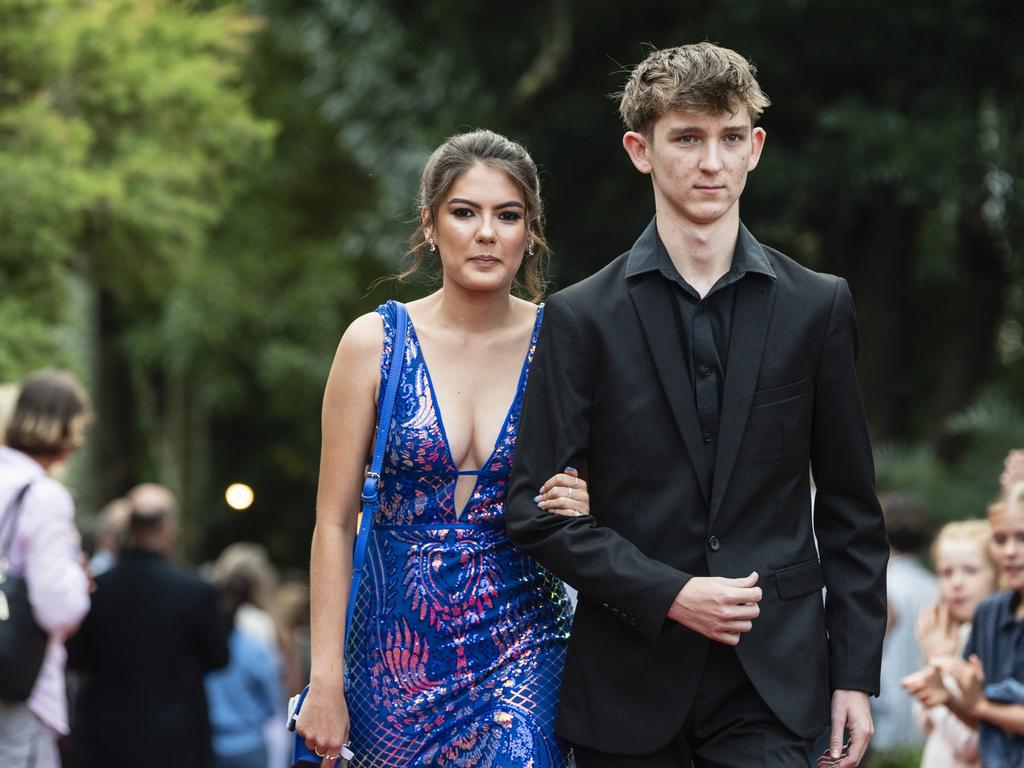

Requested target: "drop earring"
[
  {"left": 429, "top": 239, "right": 437, "bottom": 253},
  {"left": 527, "top": 241, "right": 535, "bottom": 257}
]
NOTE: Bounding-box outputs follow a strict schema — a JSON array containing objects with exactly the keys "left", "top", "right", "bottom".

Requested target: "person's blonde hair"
[
  {"left": 931, "top": 519, "right": 996, "bottom": 574},
  {"left": 4, "top": 369, "right": 91, "bottom": 457},
  {"left": 617, "top": 42, "right": 771, "bottom": 136},
  {"left": 401, "top": 129, "right": 549, "bottom": 302}
]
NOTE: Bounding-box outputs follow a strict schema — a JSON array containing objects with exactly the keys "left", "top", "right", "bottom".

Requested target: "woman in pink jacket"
[{"left": 0, "top": 369, "right": 92, "bottom": 767}]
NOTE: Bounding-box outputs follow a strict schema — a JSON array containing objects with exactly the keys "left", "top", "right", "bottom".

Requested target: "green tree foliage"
[{"left": 0, "top": 0, "right": 275, "bottom": 554}]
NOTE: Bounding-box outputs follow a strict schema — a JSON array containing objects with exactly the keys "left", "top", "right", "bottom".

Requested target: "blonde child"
[
  {"left": 903, "top": 520, "right": 997, "bottom": 767},
  {"left": 928, "top": 484, "right": 1024, "bottom": 767}
]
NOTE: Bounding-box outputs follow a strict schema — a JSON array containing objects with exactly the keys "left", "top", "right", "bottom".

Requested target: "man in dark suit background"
[
  {"left": 507, "top": 43, "right": 888, "bottom": 767},
  {"left": 68, "top": 483, "right": 228, "bottom": 768}
]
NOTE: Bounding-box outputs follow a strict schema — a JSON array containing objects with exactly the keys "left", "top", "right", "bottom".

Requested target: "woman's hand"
[
  {"left": 535, "top": 467, "right": 590, "bottom": 517},
  {"left": 295, "top": 684, "right": 350, "bottom": 768},
  {"left": 915, "top": 603, "right": 959, "bottom": 661}
]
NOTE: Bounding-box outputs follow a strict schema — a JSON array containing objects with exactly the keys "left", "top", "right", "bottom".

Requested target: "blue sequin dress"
[{"left": 344, "top": 301, "right": 573, "bottom": 768}]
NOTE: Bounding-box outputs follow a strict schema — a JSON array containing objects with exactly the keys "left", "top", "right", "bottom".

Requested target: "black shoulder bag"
[{"left": 0, "top": 483, "right": 48, "bottom": 702}]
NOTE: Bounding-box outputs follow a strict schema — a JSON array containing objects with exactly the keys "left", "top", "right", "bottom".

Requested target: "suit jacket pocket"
[
  {"left": 751, "top": 378, "right": 809, "bottom": 408},
  {"left": 774, "top": 558, "right": 824, "bottom": 600}
]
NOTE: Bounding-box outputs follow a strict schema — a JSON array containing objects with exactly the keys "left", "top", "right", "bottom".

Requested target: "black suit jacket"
[
  {"left": 68, "top": 549, "right": 229, "bottom": 768},
  {"left": 506, "top": 221, "right": 888, "bottom": 754}
]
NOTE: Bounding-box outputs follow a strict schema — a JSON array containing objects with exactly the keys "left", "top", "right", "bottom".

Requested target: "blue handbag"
[{"left": 288, "top": 303, "right": 408, "bottom": 766}]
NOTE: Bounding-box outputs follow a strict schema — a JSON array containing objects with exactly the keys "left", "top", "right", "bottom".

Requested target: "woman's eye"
[
  {"left": 452, "top": 208, "right": 474, "bottom": 218},
  {"left": 498, "top": 211, "right": 522, "bottom": 222}
]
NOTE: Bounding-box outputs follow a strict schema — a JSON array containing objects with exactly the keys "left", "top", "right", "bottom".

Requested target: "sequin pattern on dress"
[{"left": 344, "top": 300, "right": 572, "bottom": 768}]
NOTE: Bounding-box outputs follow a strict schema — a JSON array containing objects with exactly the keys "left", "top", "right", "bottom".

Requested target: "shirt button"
[
  {"left": 703, "top": 431, "right": 713, "bottom": 444},
  {"left": 700, "top": 364, "right": 712, "bottom": 377},
  {"left": 707, "top": 535, "right": 721, "bottom": 552}
]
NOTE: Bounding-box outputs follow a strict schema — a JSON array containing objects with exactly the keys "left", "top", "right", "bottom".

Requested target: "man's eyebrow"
[
  {"left": 666, "top": 125, "right": 750, "bottom": 135},
  {"left": 447, "top": 197, "right": 524, "bottom": 209}
]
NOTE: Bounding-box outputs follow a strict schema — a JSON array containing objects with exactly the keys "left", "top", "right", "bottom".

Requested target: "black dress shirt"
[{"left": 625, "top": 222, "right": 776, "bottom": 484}]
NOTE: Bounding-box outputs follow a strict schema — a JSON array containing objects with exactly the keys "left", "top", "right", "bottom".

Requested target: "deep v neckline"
[{"left": 406, "top": 305, "right": 543, "bottom": 521}]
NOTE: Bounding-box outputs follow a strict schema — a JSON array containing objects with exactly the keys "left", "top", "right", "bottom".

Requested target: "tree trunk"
[{"left": 930, "top": 205, "right": 1008, "bottom": 461}]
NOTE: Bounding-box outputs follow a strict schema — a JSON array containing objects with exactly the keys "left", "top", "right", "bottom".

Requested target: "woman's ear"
[{"left": 420, "top": 206, "right": 432, "bottom": 242}]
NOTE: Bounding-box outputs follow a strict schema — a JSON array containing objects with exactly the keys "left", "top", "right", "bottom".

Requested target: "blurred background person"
[
  {"left": 86, "top": 496, "right": 131, "bottom": 577},
  {"left": 271, "top": 578, "right": 311, "bottom": 700},
  {"left": 0, "top": 369, "right": 92, "bottom": 768},
  {"left": 68, "top": 482, "right": 228, "bottom": 768},
  {"left": 205, "top": 568, "right": 283, "bottom": 768},
  {"left": 1001, "top": 450, "right": 1024, "bottom": 496},
  {"left": 903, "top": 519, "right": 997, "bottom": 767},
  {"left": 872, "top": 491, "right": 939, "bottom": 752},
  {"left": 209, "top": 541, "right": 287, "bottom": 768}
]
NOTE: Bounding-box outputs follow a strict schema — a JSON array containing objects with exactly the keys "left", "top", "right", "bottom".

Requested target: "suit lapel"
[
  {"left": 628, "top": 274, "right": 710, "bottom": 505},
  {"left": 709, "top": 274, "right": 777, "bottom": 523}
]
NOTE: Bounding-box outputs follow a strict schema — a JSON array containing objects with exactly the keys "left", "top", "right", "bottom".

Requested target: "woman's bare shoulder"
[{"left": 335, "top": 310, "right": 385, "bottom": 358}]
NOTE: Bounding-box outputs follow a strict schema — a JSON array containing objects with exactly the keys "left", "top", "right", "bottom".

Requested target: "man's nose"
[{"left": 699, "top": 143, "right": 723, "bottom": 172}]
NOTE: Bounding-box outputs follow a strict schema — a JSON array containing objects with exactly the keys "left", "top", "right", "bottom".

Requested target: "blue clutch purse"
[
  {"left": 287, "top": 303, "right": 408, "bottom": 768},
  {"left": 288, "top": 686, "right": 351, "bottom": 765}
]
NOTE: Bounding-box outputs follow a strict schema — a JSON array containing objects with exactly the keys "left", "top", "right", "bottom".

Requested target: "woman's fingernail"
[
  {"left": 533, "top": 495, "right": 542, "bottom": 503},
  {"left": 565, "top": 466, "right": 577, "bottom": 473}
]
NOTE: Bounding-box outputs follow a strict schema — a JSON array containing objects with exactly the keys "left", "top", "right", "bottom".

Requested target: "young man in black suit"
[{"left": 507, "top": 43, "right": 888, "bottom": 767}]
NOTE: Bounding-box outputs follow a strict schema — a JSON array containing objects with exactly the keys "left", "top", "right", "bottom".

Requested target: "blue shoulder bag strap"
[
  {"left": 344, "top": 301, "right": 408, "bottom": 644},
  {"left": 287, "top": 303, "right": 408, "bottom": 751}
]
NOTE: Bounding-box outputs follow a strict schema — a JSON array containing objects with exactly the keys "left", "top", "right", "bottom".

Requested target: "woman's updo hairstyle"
[{"left": 403, "top": 129, "right": 549, "bottom": 301}]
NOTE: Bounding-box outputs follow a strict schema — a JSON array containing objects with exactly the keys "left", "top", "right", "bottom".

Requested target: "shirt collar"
[
  {"left": 999, "top": 590, "right": 1024, "bottom": 629},
  {"left": 0, "top": 445, "right": 46, "bottom": 478},
  {"left": 625, "top": 218, "right": 777, "bottom": 283}
]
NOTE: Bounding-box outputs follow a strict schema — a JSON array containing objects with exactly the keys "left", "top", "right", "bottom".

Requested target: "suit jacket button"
[
  {"left": 629, "top": 616, "right": 639, "bottom": 627},
  {"left": 707, "top": 535, "right": 721, "bottom": 552}
]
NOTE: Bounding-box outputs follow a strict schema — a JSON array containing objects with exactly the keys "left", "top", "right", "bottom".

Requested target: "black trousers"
[{"left": 572, "top": 643, "right": 816, "bottom": 768}]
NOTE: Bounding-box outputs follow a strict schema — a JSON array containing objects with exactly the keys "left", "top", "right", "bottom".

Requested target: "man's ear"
[
  {"left": 622, "top": 131, "right": 654, "bottom": 175},
  {"left": 748, "top": 126, "right": 767, "bottom": 172}
]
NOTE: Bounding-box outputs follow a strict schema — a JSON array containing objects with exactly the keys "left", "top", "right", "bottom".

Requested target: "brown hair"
[
  {"left": 401, "top": 129, "right": 549, "bottom": 301},
  {"left": 617, "top": 42, "right": 771, "bottom": 136},
  {"left": 4, "top": 369, "right": 91, "bottom": 457}
]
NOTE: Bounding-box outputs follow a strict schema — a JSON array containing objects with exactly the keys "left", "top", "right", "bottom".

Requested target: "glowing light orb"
[{"left": 225, "top": 483, "right": 255, "bottom": 511}]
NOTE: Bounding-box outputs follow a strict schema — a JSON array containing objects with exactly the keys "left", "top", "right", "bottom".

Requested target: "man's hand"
[
  {"left": 666, "top": 572, "right": 761, "bottom": 645},
  {"left": 829, "top": 689, "right": 873, "bottom": 767}
]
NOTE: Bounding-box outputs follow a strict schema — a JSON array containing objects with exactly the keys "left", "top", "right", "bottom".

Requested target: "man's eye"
[
  {"left": 678, "top": 135, "right": 696, "bottom": 144},
  {"left": 725, "top": 134, "right": 742, "bottom": 142}
]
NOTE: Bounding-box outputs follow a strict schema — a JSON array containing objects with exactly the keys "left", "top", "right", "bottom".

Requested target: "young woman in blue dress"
[{"left": 296, "top": 129, "right": 586, "bottom": 768}]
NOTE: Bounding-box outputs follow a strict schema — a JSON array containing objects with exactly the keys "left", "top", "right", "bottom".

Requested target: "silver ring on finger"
[
  {"left": 567, "top": 487, "right": 575, "bottom": 500},
  {"left": 315, "top": 748, "right": 326, "bottom": 758}
]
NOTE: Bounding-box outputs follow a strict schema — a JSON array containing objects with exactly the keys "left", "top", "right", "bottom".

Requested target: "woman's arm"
[{"left": 295, "top": 311, "right": 383, "bottom": 763}]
